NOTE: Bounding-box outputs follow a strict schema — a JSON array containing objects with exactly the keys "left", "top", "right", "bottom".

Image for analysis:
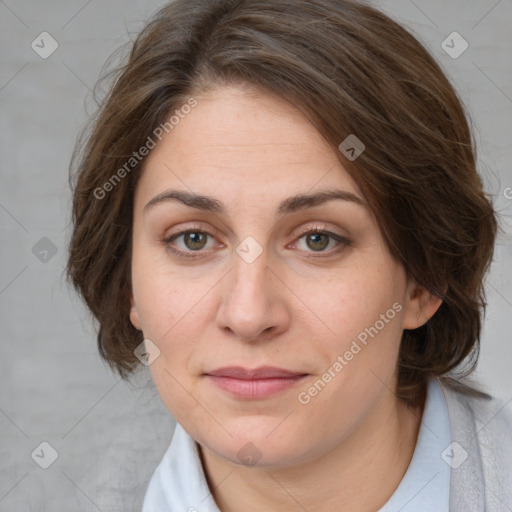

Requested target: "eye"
[
  {"left": 162, "top": 224, "right": 351, "bottom": 260},
  {"left": 293, "top": 226, "right": 351, "bottom": 255},
  {"left": 163, "top": 229, "right": 218, "bottom": 258}
]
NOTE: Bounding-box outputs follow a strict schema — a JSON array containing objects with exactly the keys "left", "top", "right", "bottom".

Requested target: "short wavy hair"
[{"left": 66, "top": 0, "right": 498, "bottom": 408}]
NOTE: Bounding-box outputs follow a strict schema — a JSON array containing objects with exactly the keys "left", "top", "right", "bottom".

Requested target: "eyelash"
[{"left": 162, "top": 225, "right": 351, "bottom": 260}]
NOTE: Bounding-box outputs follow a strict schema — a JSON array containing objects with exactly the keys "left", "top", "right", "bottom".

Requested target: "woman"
[{"left": 66, "top": 0, "right": 512, "bottom": 510}]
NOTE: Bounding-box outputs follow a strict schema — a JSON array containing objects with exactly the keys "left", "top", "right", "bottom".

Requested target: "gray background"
[{"left": 1, "top": 0, "right": 511, "bottom": 510}]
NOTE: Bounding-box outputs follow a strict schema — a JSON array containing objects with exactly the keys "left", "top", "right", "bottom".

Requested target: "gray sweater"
[{"left": 438, "top": 376, "right": 512, "bottom": 511}]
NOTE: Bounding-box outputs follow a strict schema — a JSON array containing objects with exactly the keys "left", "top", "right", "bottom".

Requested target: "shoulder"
[
  {"left": 438, "top": 375, "right": 512, "bottom": 430},
  {"left": 438, "top": 375, "right": 512, "bottom": 448}
]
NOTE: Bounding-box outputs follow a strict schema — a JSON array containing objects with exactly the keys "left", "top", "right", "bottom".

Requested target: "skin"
[{"left": 129, "top": 83, "right": 443, "bottom": 511}]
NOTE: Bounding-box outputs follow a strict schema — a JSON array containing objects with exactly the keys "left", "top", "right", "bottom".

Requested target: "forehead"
[{"left": 137, "top": 84, "right": 363, "bottom": 209}]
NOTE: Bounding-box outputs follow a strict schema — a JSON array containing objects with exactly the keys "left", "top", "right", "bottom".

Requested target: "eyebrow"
[{"left": 143, "top": 188, "right": 367, "bottom": 215}]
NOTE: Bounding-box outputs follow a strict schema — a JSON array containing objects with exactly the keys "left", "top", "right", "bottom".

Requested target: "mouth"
[{"left": 204, "top": 366, "right": 308, "bottom": 400}]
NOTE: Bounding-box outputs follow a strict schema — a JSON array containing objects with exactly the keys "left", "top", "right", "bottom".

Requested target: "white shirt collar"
[{"left": 142, "top": 420, "right": 220, "bottom": 511}]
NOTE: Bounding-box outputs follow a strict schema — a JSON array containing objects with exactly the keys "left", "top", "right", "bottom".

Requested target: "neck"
[{"left": 199, "top": 390, "right": 426, "bottom": 512}]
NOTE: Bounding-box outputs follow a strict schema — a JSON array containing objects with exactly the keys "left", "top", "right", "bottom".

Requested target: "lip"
[
  {"left": 205, "top": 366, "right": 308, "bottom": 400},
  {"left": 206, "top": 366, "right": 306, "bottom": 379}
]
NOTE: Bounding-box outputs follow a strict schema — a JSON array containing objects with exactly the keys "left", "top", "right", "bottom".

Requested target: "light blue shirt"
[
  {"left": 378, "top": 377, "right": 451, "bottom": 511},
  {"left": 142, "top": 377, "right": 451, "bottom": 511}
]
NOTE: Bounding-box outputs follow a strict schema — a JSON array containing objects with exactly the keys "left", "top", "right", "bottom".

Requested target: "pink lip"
[{"left": 205, "top": 366, "right": 308, "bottom": 399}]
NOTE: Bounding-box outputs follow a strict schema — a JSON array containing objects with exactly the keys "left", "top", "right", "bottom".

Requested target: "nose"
[{"left": 216, "top": 249, "right": 290, "bottom": 342}]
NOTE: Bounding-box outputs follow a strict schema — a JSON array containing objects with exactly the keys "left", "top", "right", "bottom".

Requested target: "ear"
[
  {"left": 129, "top": 294, "right": 142, "bottom": 331},
  {"left": 402, "top": 279, "right": 445, "bottom": 330}
]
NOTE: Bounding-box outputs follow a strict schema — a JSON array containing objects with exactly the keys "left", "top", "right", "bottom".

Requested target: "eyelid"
[
  {"left": 163, "top": 223, "right": 220, "bottom": 241},
  {"left": 293, "top": 222, "right": 343, "bottom": 238}
]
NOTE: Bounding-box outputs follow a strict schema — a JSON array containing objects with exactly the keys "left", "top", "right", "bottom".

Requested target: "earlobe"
[
  {"left": 129, "top": 295, "right": 142, "bottom": 330},
  {"left": 402, "top": 282, "right": 444, "bottom": 330}
]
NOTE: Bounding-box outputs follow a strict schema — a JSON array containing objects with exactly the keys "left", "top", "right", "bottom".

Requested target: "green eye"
[
  {"left": 182, "top": 232, "right": 208, "bottom": 250},
  {"left": 304, "top": 233, "right": 330, "bottom": 251},
  {"left": 163, "top": 230, "right": 215, "bottom": 259},
  {"left": 295, "top": 229, "right": 350, "bottom": 254}
]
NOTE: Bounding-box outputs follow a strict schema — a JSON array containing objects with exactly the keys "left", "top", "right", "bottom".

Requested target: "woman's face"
[{"left": 130, "top": 84, "right": 435, "bottom": 467}]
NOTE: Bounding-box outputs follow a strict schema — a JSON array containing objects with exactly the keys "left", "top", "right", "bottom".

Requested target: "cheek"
[
  {"left": 141, "top": 298, "right": 210, "bottom": 424},
  {"left": 149, "top": 359, "right": 208, "bottom": 432},
  {"left": 295, "top": 307, "right": 404, "bottom": 437},
  {"left": 311, "top": 271, "right": 404, "bottom": 346},
  {"left": 131, "top": 263, "right": 215, "bottom": 382},
  {"left": 306, "top": 273, "right": 406, "bottom": 397},
  {"left": 131, "top": 256, "right": 201, "bottom": 339}
]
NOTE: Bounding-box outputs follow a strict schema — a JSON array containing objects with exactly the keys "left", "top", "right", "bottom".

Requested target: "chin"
[{"left": 197, "top": 418, "right": 309, "bottom": 468}]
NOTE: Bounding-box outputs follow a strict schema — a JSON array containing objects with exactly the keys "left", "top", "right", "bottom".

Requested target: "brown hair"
[{"left": 66, "top": 0, "right": 498, "bottom": 407}]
